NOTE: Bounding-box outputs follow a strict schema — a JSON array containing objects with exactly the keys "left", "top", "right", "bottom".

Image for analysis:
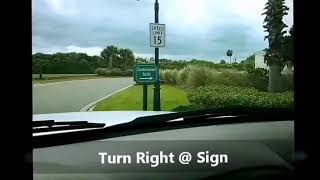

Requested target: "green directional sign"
[{"left": 134, "top": 64, "right": 159, "bottom": 84}]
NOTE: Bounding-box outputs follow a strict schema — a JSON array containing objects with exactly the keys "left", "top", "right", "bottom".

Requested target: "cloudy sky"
[{"left": 32, "top": 0, "right": 293, "bottom": 62}]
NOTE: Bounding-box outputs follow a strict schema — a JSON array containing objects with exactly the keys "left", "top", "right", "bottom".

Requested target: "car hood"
[{"left": 33, "top": 111, "right": 173, "bottom": 128}]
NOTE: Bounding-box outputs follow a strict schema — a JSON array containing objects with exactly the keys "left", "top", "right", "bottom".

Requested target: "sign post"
[
  {"left": 150, "top": 0, "right": 165, "bottom": 111},
  {"left": 133, "top": 64, "right": 159, "bottom": 84},
  {"left": 133, "top": 64, "right": 159, "bottom": 110},
  {"left": 143, "top": 85, "right": 148, "bottom": 111}
]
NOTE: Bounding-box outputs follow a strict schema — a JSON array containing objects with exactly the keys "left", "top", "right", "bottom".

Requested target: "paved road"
[
  {"left": 33, "top": 78, "right": 135, "bottom": 114},
  {"left": 32, "top": 74, "right": 96, "bottom": 78}
]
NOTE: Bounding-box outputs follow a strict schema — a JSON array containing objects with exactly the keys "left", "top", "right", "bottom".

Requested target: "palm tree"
[
  {"left": 282, "top": 25, "right": 294, "bottom": 69},
  {"left": 262, "top": 0, "right": 289, "bottom": 92},
  {"left": 119, "top": 48, "right": 135, "bottom": 69},
  {"left": 100, "top": 45, "right": 119, "bottom": 68},
  {"left": 226, "top": 50, "right": 233, "bottom": 63}
]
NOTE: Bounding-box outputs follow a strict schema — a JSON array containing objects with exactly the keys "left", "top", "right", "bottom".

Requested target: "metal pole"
[
  {"left": 153, "top": 0, "right": 161, "bottom": 111},
  {"left": 143, "top": 84, "right": 148, "bottom": 111}
]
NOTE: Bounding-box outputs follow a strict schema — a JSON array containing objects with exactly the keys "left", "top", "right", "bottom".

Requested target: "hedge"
[
  {"left": 188, "top": 85, "right": 294, "bottom": 109},
  {"left": 95, "top": 68, "right": 133, "bottom": 76}
]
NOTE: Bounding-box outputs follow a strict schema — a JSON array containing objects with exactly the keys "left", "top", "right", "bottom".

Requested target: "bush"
[
  {"left": 184, "top": 65, "right": 249, "bottom": 88},
  {"left": 177, "top": 66, "right": 190, "bottom": 85},
  {"left": 281, "top": 73, "right": 294, "bottom": 91},
  {"left": 186, "top": 65, "right": 217, "bottom": 88},
  {"left": 160, "top": 69, "right": 165, "bottom": 82},
  {"left": 122, "top": 69, "right": 133, "bottom": 76},
  {"left": 160, "top": 69, "right": 171, "bottom": 83},
  {"left": 95, "top": 68, "right": 105, "bottom": 75},
  {"left": 161, "top": 65, "right": 250, "bottom": 88},
  {"left": 170, "top": 69, "right": 179, "bottom": 84},
  {"left": 188, "top": 85, "right": 294, "bottom": 109},
  {"left": 215, "top": 72, "right": 249, "bottom": 87},
  {"left": 247, "top": 68, "right": 269, "bottom": 91},
  {"left": 110, "top": 68, "right": 122, "bottom": 76},
  {"left": 160, "top": 69, "right": 179, "bottom": 84},
  {"left": 172, "top": 104, "right": 203, "bottom": 112},
  {"left": 95, "top": 68, "right": 132, "bottom": 76}
]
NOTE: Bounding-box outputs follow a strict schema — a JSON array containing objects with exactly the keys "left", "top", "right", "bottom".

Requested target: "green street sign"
[{"left": 134, "top": 64, "right": 159, "bottom": 84}]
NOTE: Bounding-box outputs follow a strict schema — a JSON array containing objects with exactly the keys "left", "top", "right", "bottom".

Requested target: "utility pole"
[{"left": 153, "top": 0, "right": 161, "bottom": 111}]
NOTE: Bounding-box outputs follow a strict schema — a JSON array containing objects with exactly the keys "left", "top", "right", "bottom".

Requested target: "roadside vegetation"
[
  {"left": 32, "top": 39, "right": 293, "bottom": 111},
  {"left": 32, "top": 45, "right": 136, "bottom": 80},
  {"left": 93, "top": 85, "right": 190, "bottom": 111},
  {"left": 177, "top": 85, "right": 293, "bottom": 111},
  {"left": 159, "top": 64, "right": 293, "bottom": 111}
]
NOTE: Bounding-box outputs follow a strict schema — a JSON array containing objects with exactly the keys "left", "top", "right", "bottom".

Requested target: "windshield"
[{"left": 32, "top": 0, "right": 294, "bottom": 116}]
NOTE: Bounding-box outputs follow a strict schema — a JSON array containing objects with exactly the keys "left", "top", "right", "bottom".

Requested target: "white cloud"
[
  {"left": 33, "top": 45, "right": 103, "bottom": 56},
  {"left": 44, "top": 0, "right": 79, "bottom": 16},
  {"left": 65, "top": 46, "right": 103, "bottom": 56},
  {"left": 46, "top": 0, "right": 63, "bottom": 11},
  {"left": 33, "top": 0, "right": 294, "bottom": 60}
]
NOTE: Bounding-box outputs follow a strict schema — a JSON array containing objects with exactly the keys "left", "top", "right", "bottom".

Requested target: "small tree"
[
  {"left": 219, "top": 60, "right": 226, "bottom": 64},
  {"left": 241, "top": 55, "right": 255, "bottom": 72},
  {"left": 33, "top": 59, "right": 49, "bottom": 79}
]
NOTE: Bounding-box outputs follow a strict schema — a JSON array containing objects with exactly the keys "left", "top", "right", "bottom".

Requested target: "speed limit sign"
[{"left": 150, "top": 23, "right": 165, "bottom": 47}]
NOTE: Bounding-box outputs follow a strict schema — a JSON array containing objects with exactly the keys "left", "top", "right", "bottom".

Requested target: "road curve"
[{"left": 33, "top": 77, "right": 135, "bottom": 114}]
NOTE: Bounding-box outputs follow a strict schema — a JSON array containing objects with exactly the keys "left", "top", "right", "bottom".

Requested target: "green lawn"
[{"left": 93, "top": 85, "right": 190, "bottom": 111}]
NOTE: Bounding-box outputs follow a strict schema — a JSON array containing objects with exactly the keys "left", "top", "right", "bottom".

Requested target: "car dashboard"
[{"left": 33, "top": 119, "right": 294, "bottom": 180}]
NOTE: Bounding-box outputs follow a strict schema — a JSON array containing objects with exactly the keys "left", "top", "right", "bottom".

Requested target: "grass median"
[{"left": 93, "top": 85, "right": 190, "bottom": 111}]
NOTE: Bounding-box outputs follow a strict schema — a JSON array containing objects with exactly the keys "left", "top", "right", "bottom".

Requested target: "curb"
[{"left": 80, "top": 85, "right": 134, "bottom": 112}]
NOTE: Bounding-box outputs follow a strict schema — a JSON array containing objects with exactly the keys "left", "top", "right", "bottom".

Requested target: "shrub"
[
  {"left": 247, "top": 68, "right": 269, "bottom": 91},
  {"left": 104, "top": 68, "right": 112, "bottom": 76},
  {"left": 281, "top": 73, "right": 294, "bottom": 91},
  {"left": 172, "top": 104, "right": 203, "bottom": 112},
  {"left": 160, "top": 69, "right": 179, "bottom": 84},
  {"left": 95, "top": 68, "right": 133, "bottom": 76},
  {"left": 123, "top": 69, "right": 133, "bottom": 76},
  {"left": 160, "top": 69, "right": 171, "bottom": 83},
  {"left": 160, "top": 69, "right": 165, "bottom": 82},
  {"left": 95, "top": 68, "right": 105, "bottom": 76},
  {"left": 186, "top": 65, "right": 217, "bottom": 88},
  {"left": 95, "top": 68, "right": 112, "bottom": 76},
  {"left": 110, "top": 68, "right": 122, "bottom": 76},
  {"left": 169, "top": 69, "right": 179, "bottom": 84},
  {"left": 160, "top": 65, "right": 249, "bottom": 88},
  {"left": 176, "top": 66, "right": 190, "bottom": 85},
  {"left": 214, "top": 71, "right": 249, "bottom": 87},
  {"left": 184, "top": 65, "right": 249, "bottom": 88},
  {"left": 188, "top": 85, "right": 294, "bottom": 109}
]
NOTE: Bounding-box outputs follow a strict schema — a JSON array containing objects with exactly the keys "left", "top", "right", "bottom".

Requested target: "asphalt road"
[
  {"left": 33, "top": 77, "right": 135, "bottom": 114},
  {"left": 32, "top": 74, "right": 96, "bottom": 78}
]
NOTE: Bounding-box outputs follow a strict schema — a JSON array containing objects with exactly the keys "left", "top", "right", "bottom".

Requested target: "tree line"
[
  {"left": 32, "top": 45, "right": 135, "bottom": 75},
  {"left": 32, "top": 46, "right": 256, "bottom": 77}
]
